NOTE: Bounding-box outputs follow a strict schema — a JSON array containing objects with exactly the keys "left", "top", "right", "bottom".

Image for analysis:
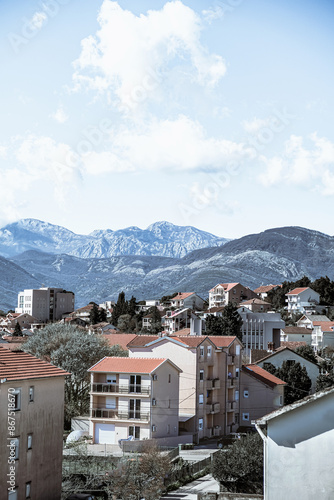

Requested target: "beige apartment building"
[
  {"left": 16, "top": 287, "right": 75, "bottom": 322},
  {"left": 127, "top": 335, "right": 243, "bottom": 441},
  {"left": 88, "top": 356, "right": 181, "bottom": 444},
  {"left": 209, "top": 283, "right": 257, "bottom": 309},
  {"left": 0, "top": 346, "right": 69, "bottom": 500},
  {"left": 240, "top": 364, "right": 286, "bottom": 428}
]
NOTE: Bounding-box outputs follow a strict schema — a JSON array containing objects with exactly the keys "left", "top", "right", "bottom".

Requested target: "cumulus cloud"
[
  {"left": 72, "top": 1, "right": 226, "bottom": 109},
  {"left": 81, "top": 115, "right": 253, "bottom": 174},
  {"left": 259, "top": 133, "right": 334, "bottom": 194},
  {"left": 51, "top": 106, "right": 68, "bottom": 123}
]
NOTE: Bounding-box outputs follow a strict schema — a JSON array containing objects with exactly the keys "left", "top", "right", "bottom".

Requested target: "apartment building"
[
  {"left": 209, "top": 283, "right": 257, "bottom": 309},
  {"left": 169, "top": 292, "right": 206, "bottom": 310},
  {"left": 238, "top": 308, "right": 284, "bottom": 355},
  {"left": 285, "top": 287, "right": 320, "bottom": 314},
  {"left": 163, "top": 308, "right": 204, "bottom": 335},
  {"left": 127, "top": 335, "right": 243, "bottom": 441},
  {"left": 0, "top": 346, "right": 69, "bottom": 500},
  {"left": 16, "top": 287, "right": 75, "bottom": 322},
  {"left": 240, "top": 364, "right": 286, "bottom": 428},
  {"left": 88, "top": 357, "right": 181, "bottom": 444}
]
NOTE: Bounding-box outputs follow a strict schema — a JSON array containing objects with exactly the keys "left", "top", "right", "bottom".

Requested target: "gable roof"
[
  {"left": 209, "top": 283, "right": 239, "bottom": 293},
  {"left": 240, "top": 298, "right": 271, "bottom": 306},
  {"left": 88, "top": 356, "right": 181, "bottom": 374},
  {"left": 280, "top": 341, "right": 307, "bottom": 350},
  {"left": 207, "top": 336, "right": 238, "bottom": 348},
  {"left": 313, "top": 321, "right": 334, "bottom": 332},
  {"left": 256, "top": 386, "right": 334, "bottom": 425},
  {"left": 127, "top": 335, "right": 160, "bottom": 347},
  {"left": 256, "top": 346, "right": 318, "bottom": 366},
  {"left": 286, "top": 287, "right": 314, "bottom": 296},
  {"left": 283, "top": 326, "right": 311, "bottom": 335},
  {"left": 0, "top": 346, "right": 70, "bottom": 381},
  {"left": 253, "top": 285, "right": 281, "bottom": 294},
  {"left": 171, "top": 292, "right": 195, "bottom": 301},
  {"left": 242, "top": 364, "right": 286, "bottom": 388}
]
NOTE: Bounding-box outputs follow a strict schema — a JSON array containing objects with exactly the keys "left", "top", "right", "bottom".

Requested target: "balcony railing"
[
  {"left": 226, "top": 400, "right": 235, "bottom": 411},
  {"left": 227, "top": 377, "right": 236, "bottom": 388},
  {"left": 206, "top": 402, "right": 220, "bottom": 414},
  {"left": 91, "top": 383, "right": 150, "bottom": 395},
  {"left": 91, "top": 408, "right": 150, "bottom": 421}
]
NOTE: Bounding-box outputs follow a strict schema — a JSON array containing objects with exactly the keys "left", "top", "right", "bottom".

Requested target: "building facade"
[
  {"left": 88, "top": 357, "right": 181, "bottom": 444},
  {"left": 285, "top": 287, "right": 320, "bottom": 314},
  {"left": 0, "top": 346, "right": 68, "bottom": 500},
  {"left": 238, "top": 308, "right": 284, "bottom": 355},
  {"left": 209, "top": 283, "right": 257, "bottom": 309},
  {"left": 16, "top": 287, "right": 75, "bottom": 322}
]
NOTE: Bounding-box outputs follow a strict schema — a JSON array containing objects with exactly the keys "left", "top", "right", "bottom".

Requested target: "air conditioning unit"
[
  {"left": 152, "top": 425, "right": 157, "bottom": 432},
  {"left": 152, "top": 374, "right": 157, "bottom": 381},
  {"left": 152, "top": 398, "right": 157, "bottom": 406}
]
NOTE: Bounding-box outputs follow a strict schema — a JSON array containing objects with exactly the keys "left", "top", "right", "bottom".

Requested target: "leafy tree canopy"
[
  {"left": 13, "top": 322, "right": 23, "bottom": 337},
  {"left": 263, "top": 360, "right": 312, "bottom": 405},
  {"left": 212, "top": 433, "right": 263, "bottom": 493},
  {"left": 23, "top": 323, "right": 128, "bottom": 426},
  {"left": 206, "top": 303, "right": 243, "bottom": 341},
  {"left": 294, "top": 345, "right": 317, "bottom": 364}
]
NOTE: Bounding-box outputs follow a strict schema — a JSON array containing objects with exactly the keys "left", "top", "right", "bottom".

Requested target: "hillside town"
[{"left": 1, "top": 278, "right": 334, "bottom": 499}]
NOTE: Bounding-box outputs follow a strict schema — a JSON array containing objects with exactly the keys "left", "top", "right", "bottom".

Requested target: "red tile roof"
[
  {"left": 209, "top": 283, "right": 239, "bottom": 293},
  {"left": 172, "top": 328, "right": 191, "bottom": 336},
  {"left": 208, "top": 336, "right": 238, "bottom": 348},
  {"left": 240, "top": 298, "right": 271, "bottom": 305},
  {"left": 253, "top": 285, "right": 281, "bottom": 294},
  {"left": 0, "top": 346, "right": 70, "bottom": 381},
  {"left": 126, "top": 335, "right": 160, "bottom": 347},
  {"left": 102, "top": 333, "right": 137, "bottom": 351},
  {"left": 286, "top": 287, "right": 311, "bottom": 295},
  {"left": 313, "top": 321, "right": 334, "bottom": 332},
  {"left": 243, "top": 364, "right": 286, "bottom": 388},
  {"left": 283, "top": 327, "right": 311, "bottom": 335},
  {"left": 171, "top": 292, "right": 195, "bottom": 301},
  {"left": 280, "top": 341, "right": 307, "bottom": 349},
  {"left": 88, "top": 356, "right": 172, "bottom": 374}
]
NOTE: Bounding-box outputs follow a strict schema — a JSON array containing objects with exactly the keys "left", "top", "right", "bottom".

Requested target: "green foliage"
[
  {"left": 143, "top": 306, "right": 163, "bottom": 334},
  {"left": 316, "top": 347, "right": 334, "bottom": 391},
  {"left": 263, "top": 360, "right": 312, "bottom": 404},
  {"left": 294, "top": 345, "right": 317, "bottom": 364},
  {"left": 112, "top": 292, "right": 137, "bottom": 327},
  {"left": 160, "top": 292, "right": 178, "bottom": 304},
  {"left": 13, "top": 322, "right": 23, "bottom": 337},
  {"left": 117, "top": 313, "right": 137, "bottom": 332},
  {"left": 206, "top": 303, "right": 243, "bottom": 341},
  {"left": 212, "top": 433, "right": 263, "bottom": 493},
  {"left": 312, "top": 276, "right": 334, "bottom": 305},
  {"left": 89, "top": 302, "right": 100, "bottom": 325},
  {"left": 23, "top": 323, "right": 128, "bottom": 426}
]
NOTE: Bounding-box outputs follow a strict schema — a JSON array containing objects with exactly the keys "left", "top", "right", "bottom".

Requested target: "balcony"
[
  {"left": 227, "top": 355, "right": 235, "bottom": 365},
  {"left": 227, "top": 377, "right": 236, "bottom": 388},
  {"left": 91, "top": 383, "right": 150, "bottom": 395},
  {"left": 206, "top": 402, "right": 220, "bottom": 414},
  {"left": 226, "top": 400, "right": 235, "bottom": 411},
  {"left": 91, "top": 408, "right": 150, "bottom": 421}
]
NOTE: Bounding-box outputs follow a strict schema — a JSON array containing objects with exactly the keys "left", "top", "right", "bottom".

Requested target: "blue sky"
[{"left": 1, "top": 0, "right": 333, "bottom": 238}]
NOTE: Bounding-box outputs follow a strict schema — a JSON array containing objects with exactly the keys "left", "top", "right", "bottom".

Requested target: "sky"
[{"left": 0, "top": 0, "right": 334, "bottom": 239}]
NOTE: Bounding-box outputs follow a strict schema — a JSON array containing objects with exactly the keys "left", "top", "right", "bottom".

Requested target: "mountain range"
[{"left": 0, "top": 220, "right": 334, "bottom": 311}]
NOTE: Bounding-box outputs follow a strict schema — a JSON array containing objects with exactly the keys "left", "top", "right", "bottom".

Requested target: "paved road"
[{"left": 160, "top": 474, "right": 219, "bottom": 500}]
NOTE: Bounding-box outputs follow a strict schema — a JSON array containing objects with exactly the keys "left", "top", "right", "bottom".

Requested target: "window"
[
  {"left": 242, "top": 413, "right": 250, "bottom": 421},
  {"left": 207, "top": 346, "right": 212, "bottom": 357},
  {"left": 235, "top": 413, "right": 239, "bottom": 424},
  {"left": 200, "top": 346, "right": 204, "bottom": 357},
  {"left": 235, "top": 390, "right": 239, "bottom": 401},
  {"left": 152, "top": 398, "right": 157, "bottom": 406},
  {"left": 152, "top": 425, "right": 157, "bottom": 432},
  {"left": 129, "top": 399, "right": 141, "bottom": 419},
  {"left": 279, "top": 395, "right": 283, "bottom": 406},
  {"left": 199, "top": 394, "right": 204, "bottom": 404},
  {"left": 167, "top": 424, "right": 170, "bottom": 434},
  {"left": 11, "top": 437, "right": 19, "bottom": 460},
  {"left": 129, "top": 375, "right": 142, "bottom": 393},
  {"left": 29, "top": 386, "right": 34, "bottom": 403},
  {"left": 168, "top": 399, "right": 171, "bottom": 409},
  {"left": 236, "top": 345, "right": 240, "bottom": 356},
  {"left": 8, "top": 488, "right": 18, "bottom": 500},
  {"left": 129, "top": 426, "right": 140, "bottom": 439},
  {"left": 235, "top": 368, "right": 239, "bottom": 379},
  {"left": 243, "top": 390, "right": 249, "bottom": 398},
  {"left": 11, "top": 389, "right": 21, "bottom": 411},
  {"left": 106, "top": 375, "right": 117, "bottom": 384},
  {"left": 26, "top": 482, "right": 31, "bottom": 499},
  {"left": 168, "top": 374, "right": 171, "bottom": 383},
  {"left": 199, "top": 370, "right": 204, "bottom": 381},
  {"left": 27, "top": 434, "right": 32, "bottom": 450},
  {"left": 198, "top": 418, "right": 203, "bottom": 430}
]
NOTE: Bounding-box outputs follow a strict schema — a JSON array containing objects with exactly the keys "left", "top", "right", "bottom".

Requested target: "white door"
[{"left": 94, "top": 423, "right": 115, "bottom": 444}]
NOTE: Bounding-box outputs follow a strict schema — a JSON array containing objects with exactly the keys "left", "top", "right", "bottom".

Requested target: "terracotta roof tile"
[
  {"left": 253, "top": 285, "right": 281, "bottom": 293},
  {"left": 209, "top": 283, "right": 239, "bottom": 293},
  {"left": 102, "top": 333, "right": 137, "bottom": 351},
  {"left": 0, "top": 346, "right": 70, "bottom": 381},
  {"left": 280, "top": 341, "right": 307, "bottom": 349},
  {"left": 172, "top": 328, "right": 191, "bottom": 336},
  {"left": 207, "top": 336, "right": 237, "bottom": 348},
  {"left": 88, "top": 356, "right": 169, "bottom": 374},
  {"left": 171, "top": 292, "right": 195, "bottom": 301},
  {"left": 243, "top": 364, "right": 286, "bottom": 388},
  {"left": 313, "top": 321, "right": 334, "bottom": 332},
  {"left": 283, "top": 326, "right": 311, "bottom": 335},
  {"left": 286, "top": 287, "right": 312, "bottom": 295},
  {"left": 126, "top": 335, "right": 160, "bottom": 347}
]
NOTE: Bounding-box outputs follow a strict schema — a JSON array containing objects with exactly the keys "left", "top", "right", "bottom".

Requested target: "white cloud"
[
  {"left": 202, "top": 7, "right": 224, "bottom": 24},
  {"left": 51, "top": 107, "right": 69, "bottom": 123},
  {"left": 82, "top": 115, "right": 253, "bottom": 174},
  {"left": 242, "top": 117, "right": 272, "bottom": 134},
  {"left": 73, "top": 1, "right": 226, "bottom": 109},
  {"left": 259, "top": 133, "right": 334, "bottom": 193},
  {"left": 29, "top": 11, "right": 48, "bottom": 30},
  {"left": 0, "top": 145, "right": 7, "bottom": 158}
]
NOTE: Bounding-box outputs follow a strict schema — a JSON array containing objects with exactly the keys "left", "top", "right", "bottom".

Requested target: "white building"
[
  {"left": 88, "top": 356, "right": 181, "bottom": 444},
  {"left": 255, "top": 387, "right": 334, "bottom": 500},
  {"left": 238, "top": 308, "right": 285, "bottom": 355},
  {"left": 209, "top": 283, "right": 257, "bottom": 309},
  {"left": 285, "top": 287, "right": 320, "bottom": 314},
  {"left": 169, "top": 292, "right": 206, "bottom": 310},
  {"left": 16, "top": 287, "right": 75, "bottom": 322}
]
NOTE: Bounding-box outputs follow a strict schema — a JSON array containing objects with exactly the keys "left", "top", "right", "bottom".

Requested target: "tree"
[
  {"left": 23, "top": 324, "right": 128, "bottom": 427},
  {"left": 112, "top": 291, "right": 127, "bottom": 325},
  {"left": 206, "top": 303, "right": 243, "bottom": 342},
  {"left": 143, "top": 306, "right": 163, "bottom": 334},
  {"left": 117, "top": 314, "right": 135, "bottom": 332},
  {"left": 89, "top": 302, "right": 100, "bottom": 325},
  {"left": 316, "top": 347, "right": 334, "bottom": 391},
  {"left": 13, "top": 322, "right": 23, "bottom": 337},
  {"left": 212, "top": 433, "right": 263, "bottom": 493},
  {"left": 263, "top": 361, "right": 312, "bottom": 405},
  {"left": 295, "top": 345, "right": 317, "bottom": 364}
]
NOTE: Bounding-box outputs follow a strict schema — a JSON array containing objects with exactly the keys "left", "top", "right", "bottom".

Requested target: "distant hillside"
[{"left": 1, "top": 225, "right": 333, "bottom": 310}]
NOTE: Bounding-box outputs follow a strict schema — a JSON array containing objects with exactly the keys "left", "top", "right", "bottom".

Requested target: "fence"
[{"left": 164, "top": 455, "right": 212, "bottom": 487}]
